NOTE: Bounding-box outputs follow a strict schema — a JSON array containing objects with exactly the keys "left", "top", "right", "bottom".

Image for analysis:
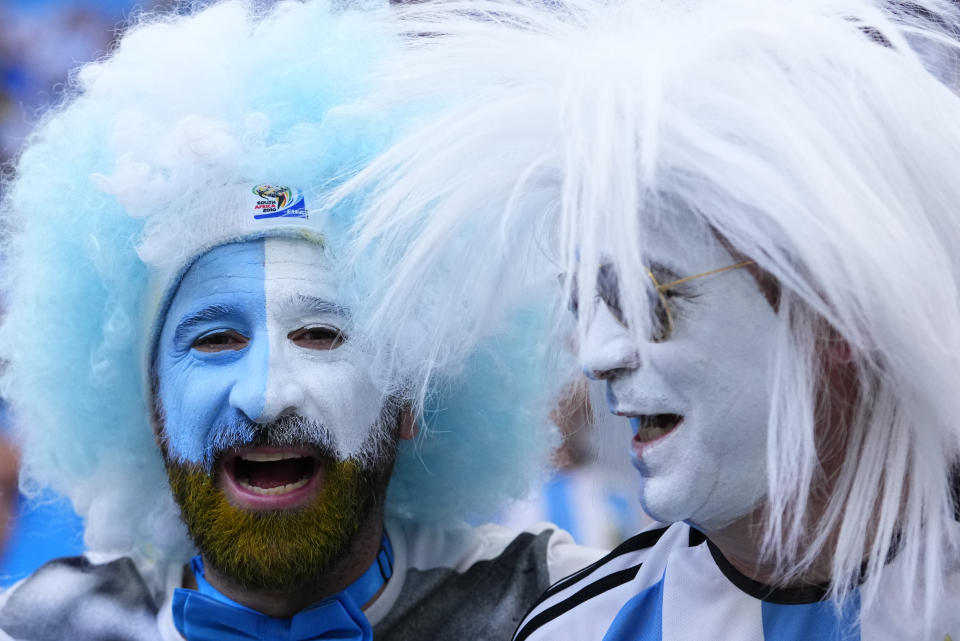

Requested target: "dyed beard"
[{"left": 162, "top": 411, "right": 400, "bottom": 592}]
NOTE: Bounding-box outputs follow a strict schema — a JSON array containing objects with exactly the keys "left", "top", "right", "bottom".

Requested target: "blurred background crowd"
[
  {"left": 0, "top": 0, "right": 648, "bottom": 588},
  {"left": 0, "top": 0, "right": 169, "bottom": 164}
]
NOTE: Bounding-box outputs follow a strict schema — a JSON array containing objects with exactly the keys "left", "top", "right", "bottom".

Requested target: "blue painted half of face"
[{"left": 156, "top": 241, "right": 269, "bottom": 464}]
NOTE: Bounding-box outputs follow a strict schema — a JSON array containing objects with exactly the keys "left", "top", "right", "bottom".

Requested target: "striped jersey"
[{"left": 514, "top": 522, "right": 959, "bottom": 641}]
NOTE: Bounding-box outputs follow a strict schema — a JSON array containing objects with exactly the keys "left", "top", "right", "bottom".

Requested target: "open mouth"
[
  {"left": 229, "top": 451, "right": 317, "bottom": 494},
  {"left": 221, "top": 448, "right": 325, "bottom": 507},
  {"left": 632, "top": 413, "right": 684, "bottom": 444}
]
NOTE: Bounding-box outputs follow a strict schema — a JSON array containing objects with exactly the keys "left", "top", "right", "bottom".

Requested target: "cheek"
[
  {"left": 299, "top": 359, "right": 382, "bottom": 423},
  {"left": 295, "top": 357, "right": 385, "bottom": 454},
  {"left": 675, "top": 292, "right": 777, "bottom": 396},
  {"left": 158, "top": 355, "right": 236, "bottom": 462},
  {"left": 687, "top": 302, "right": 776, "bottom": 483}
]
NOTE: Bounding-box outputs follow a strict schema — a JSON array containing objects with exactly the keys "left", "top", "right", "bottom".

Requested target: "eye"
[
  {"left": 192, "top": 330, "right": 249, "bottom": 353},
  {"left": 649, "top": 290, "right": 671, "bottom": 343},
  {"left": 650, "top": 286, "right": 699, "bottom": 342},
  {"left": 288, "top": 325, "right": 345, "bottom": 350}
]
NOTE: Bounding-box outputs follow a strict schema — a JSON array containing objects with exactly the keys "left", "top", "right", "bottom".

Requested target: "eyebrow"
[
  {"left": 277, "top": 294, "right": 350, "bottom": 319},
  {"left": 173, "top": 304, "right": 241, "bottom": 343},
  {"left": 647, "top": 261, "right": 682, "bottom": 281}
]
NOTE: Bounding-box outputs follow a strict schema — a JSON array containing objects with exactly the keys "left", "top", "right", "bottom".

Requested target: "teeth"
[
  {"left": 239, "top": 452, "right": 304, "bottom": 462},
  {"left": 238, "top": 477, "right": 310, "bottom": 495}
]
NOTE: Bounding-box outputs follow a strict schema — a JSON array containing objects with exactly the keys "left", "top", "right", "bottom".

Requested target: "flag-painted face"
[
  {"left": 154, "top": 237, "right": 403, "bottom": 589},
  {"left": 156, "top": 237, "right": 388, "bottom": 472},
  {"left": 577, "top": 220, "right": 778, "bottom": 531}
]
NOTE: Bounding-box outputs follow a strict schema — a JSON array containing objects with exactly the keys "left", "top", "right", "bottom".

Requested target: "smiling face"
[
  {"left": 577, "top": 219, "right": 779, "bottom": 531},
  {"left": 154, "top": 236, "right": 404, "bottom": 589}
]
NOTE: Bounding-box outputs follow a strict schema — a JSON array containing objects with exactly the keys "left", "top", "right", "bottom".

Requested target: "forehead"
[
  {"left": 169, "top": 237, "right": 336, "bottom": 311},
  {"left": 640, "top": 215, "right": 734, "bottom": 277},
  {"left": 578, "top": 213, "right": 737, "bottom": 288}
]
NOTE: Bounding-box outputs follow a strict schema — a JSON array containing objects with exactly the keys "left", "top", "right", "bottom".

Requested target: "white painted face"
[
  {"left": 578, "top": 218, "right": 779, "bottom": 530},
  {"left": 156, "top": 236, "right": 385, "bottom": 466}
]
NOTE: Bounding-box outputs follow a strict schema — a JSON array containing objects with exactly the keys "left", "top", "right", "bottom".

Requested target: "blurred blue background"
[{"left": 0, "top": 0, "right": 171, "bottom": 165}]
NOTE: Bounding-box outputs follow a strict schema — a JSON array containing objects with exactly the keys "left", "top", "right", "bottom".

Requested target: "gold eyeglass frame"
[{"left": 645, "top": 260, "right": 755, "bottom": 341}]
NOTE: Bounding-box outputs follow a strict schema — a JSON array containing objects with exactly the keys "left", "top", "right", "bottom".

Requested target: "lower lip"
[
  {"left": 630, "top": 417, "right": 684, "bottom": 459},
  {"left": 220, "top": 456, "right": 326, "bottom": 511}
]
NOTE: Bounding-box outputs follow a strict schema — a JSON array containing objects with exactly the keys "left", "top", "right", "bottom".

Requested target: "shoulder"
[
  {"left": 513, "top": 522, "right": 687, "bottom": 641},
  {"left": 396, "top": 518, "right": 603, "bottom": 578},
  {"left": 0, "top": 555, "right": 162, "bottom": 641},
  {"left": 372, "top": 519, "right": 601, "bottom": 641}
]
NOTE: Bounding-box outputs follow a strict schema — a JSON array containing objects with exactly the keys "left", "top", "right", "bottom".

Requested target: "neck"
[
  {"left": 699, "top": 504, "right": 834, "bottom": 588},
  {"left": 190, "top": 512, "right": 386, "bottom": 618}
]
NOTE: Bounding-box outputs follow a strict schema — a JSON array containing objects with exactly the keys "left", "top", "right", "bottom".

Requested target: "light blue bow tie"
[
  {"left": 172, "top": 534, "right": 393, "bottom": 641},
  {"left": 172, "top": 590, "right": 371, "bottom": 641}
]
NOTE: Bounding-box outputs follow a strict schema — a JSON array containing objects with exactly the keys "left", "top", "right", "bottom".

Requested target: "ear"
[
  {"left": 828, "top": 340, "right": 853, "bottom": 364},
  {"left": 399, "top": 407, "right": 418, "bottom": 441},
  {"left": 823, "top": 333, "right": 853, "bottom": 365}
]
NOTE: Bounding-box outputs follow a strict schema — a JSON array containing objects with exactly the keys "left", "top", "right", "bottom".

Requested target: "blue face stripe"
[
  {"left": 602, "top": 575, "right": 664, "bottom": 641},
  {"left": 760, "top": 593, "right": 861, "bottom": 641},
  {"left": 156, "top": 240, "right": 269, "bottom": 464}
]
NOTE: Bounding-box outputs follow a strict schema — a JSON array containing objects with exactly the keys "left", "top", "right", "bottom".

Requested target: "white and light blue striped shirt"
[{"left": 514, "top": 522, "right": 957, "bottom": 641}]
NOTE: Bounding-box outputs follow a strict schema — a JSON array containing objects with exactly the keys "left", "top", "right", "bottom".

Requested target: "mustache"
[
  {"left": 201, "top": 413, "right": 338, "bottom": 468},
  {"left": 156, "top": 395, "right": 404, "bottom": 472}
]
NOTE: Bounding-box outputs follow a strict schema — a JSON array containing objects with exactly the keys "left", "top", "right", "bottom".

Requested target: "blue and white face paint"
[{"left": 155, "top": 237, "right": 386, "bottom": 468}]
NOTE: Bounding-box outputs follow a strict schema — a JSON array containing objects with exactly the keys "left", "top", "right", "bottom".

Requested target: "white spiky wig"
[
  {"left": 0, "top": 0, "right": 558, "bottom": 565},
  {"left": 337, "top": 0, "right": 960, "bottom": 628}
]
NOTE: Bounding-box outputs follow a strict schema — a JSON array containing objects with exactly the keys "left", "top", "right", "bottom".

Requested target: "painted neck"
[{"left": 189, "top": 509, "right": 387, "bottom": 618}]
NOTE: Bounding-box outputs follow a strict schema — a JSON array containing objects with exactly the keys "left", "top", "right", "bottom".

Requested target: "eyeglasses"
[
  {"left": 645, "top": 260, "right": 754, "bottom": 341},
  {"left": 568, "top": 259, "right": 755, "bottom": 341}
]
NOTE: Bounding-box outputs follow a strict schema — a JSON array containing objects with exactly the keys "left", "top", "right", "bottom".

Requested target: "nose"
[
  {"left": 257, "top": 377, "right": 306, "bottom": 424},
  {"left": 580, "top": 304, "right": 640, "bottom": 380},
  {"left": 228, "top": 338, "right": 305, "bottom": 423}
]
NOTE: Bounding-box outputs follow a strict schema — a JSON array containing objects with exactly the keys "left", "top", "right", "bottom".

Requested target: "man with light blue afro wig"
[{"left": 0, "top": 1, "right": 600, "bottom": 638}]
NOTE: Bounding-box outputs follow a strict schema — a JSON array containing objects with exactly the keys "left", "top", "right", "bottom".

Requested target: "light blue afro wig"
[{"left": 0, "top": 0, "right": 559, "bottom": 561}]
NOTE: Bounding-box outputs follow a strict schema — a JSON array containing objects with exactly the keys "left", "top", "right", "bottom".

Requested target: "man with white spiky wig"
[
  {"left": 332, "top": 0, "right": 960, "bottom": 637},
  {"left": 0, "top": 1, "right": 603, "bottom": 639}
]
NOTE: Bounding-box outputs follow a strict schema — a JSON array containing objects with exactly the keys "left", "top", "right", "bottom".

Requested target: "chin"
[
  {"left": 636, "top": 468, "right": 734, "bottom": 528},
  {"left": 637, "top": 477, "right": 701, "bottom": 525},
  {"left": 166, "top": 457, "right": 384, "bottom": 591},
  {"left": 640, "top": 480, "right": 766, "bottom": 532}
]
